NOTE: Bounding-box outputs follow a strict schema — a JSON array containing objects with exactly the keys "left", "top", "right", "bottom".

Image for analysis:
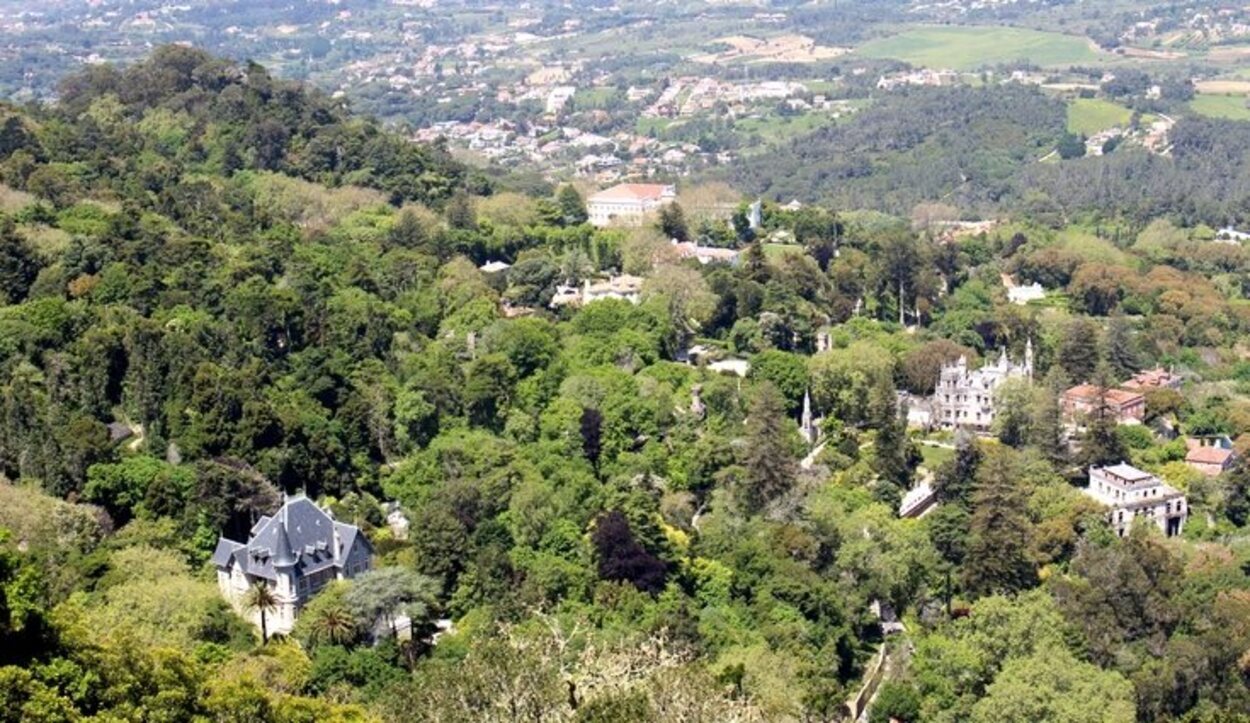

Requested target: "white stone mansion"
[
  {"left": 932, "top": 342, "right": 1033, "bottom": 431},
  {"left": 1085, "top": 463, "right": 1187, "bottom": 538},
  {"left": 211, "top": 495, "right": 373, "bottom": 636}
]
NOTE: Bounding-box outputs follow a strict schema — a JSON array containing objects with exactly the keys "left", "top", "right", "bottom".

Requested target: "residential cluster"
[{"left": 915, "top": 354, "right": 1236, "bottom": 538}]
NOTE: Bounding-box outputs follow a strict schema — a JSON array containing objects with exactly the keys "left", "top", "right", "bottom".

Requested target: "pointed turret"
[
  {"left": 1025, "top": 338, "right": 1034, "bottom": 380},
  {"left": 272, "top": 506, "right": 297, "bottom": 570}
]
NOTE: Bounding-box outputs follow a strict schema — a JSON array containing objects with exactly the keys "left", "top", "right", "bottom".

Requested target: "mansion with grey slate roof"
[{"left": 212, "top": 495, "right": 373, "bottom": 635}]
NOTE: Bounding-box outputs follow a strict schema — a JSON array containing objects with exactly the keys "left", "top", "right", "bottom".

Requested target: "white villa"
[
  {"left": 587, "top": 183, "right": 676, "bottom": 227},
  {"left": 932, "top": 342, "right": 1033, "bottom": 431},
  {"left": 550, "top": 275, "right": 644, "bottom": 308},
  {"left": 1085, "top": 463, "right": 1187, "bottom": 538},
  {"left": 546, "top": 86, "right": 576, "bottom": 114},
  {"left": 671, "top": 238, "right": 741, "bottom": 265},
  {"left": 212, "top": 495, "right": 374, "bottom": 636}
]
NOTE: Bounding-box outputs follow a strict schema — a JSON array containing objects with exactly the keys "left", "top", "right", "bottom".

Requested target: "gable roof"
[{"left": 212, "top": 496, "right": 371, "bottom": 580}]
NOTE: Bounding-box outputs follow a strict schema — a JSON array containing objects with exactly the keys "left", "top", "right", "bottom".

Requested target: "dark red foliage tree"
[{"left": 592, "top": 510, "right": 666, "bottom": 594}]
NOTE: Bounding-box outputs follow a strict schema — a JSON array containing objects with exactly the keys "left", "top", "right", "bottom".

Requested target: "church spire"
[{"left": 801, "top": 389, "right": 816, "bottom": 445}]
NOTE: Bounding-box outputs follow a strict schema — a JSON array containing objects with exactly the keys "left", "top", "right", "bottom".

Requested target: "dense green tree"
[
  {"left": 869, "top": 375, "right": 915, "bottom": 499},
  {"left": 344, "top": 567, "right": 439, "bottom": 643},
  {"left": 1028, "top": 368, "right": 1069, "bottom": 467},
  {"left": 388, "top": 209, "right": 429, "bottom": 250},
  {"left": 963, "top": 449, "right": 1037, "bottom": 597},
  {"left": 1223, "top": 458, "right": 1250, "bottom": 527},
  {"left": 1057, "top": 317, "right": 1101, "bottom": 384},
  {"left": 0, "top": 221, "right": 40, "bottom": 305},
  {"left": 1103, "top": 314, "right": 1139, "bottom": 381},
  {"left": 993, "top": 378, "right": 1033, "bottom": 448},
  {"left": 556, "top": 185, "right": 588, "bottom": 226},
  {"left": 933, "top": 433, "right": 982, "bottom": 506},
  {"left": 1057, "top": 132, "right": 1087, "bottom": 160},
  {"left": 870, "top": 681, "right": 921, "bottom": 723},
  {"left": 657, "top": 202, "right": 689, "bottom": 243},
  {"left": 748, "top": 349, "right": 809, "bottom": 413},
  {"left": 737, "top": 383, "right": 797, "bottom": 513},
  {"left": 294, "top": 582, "right": 360, "bottom": 649},
  {"left": 970, "top": 647, "right": 1134, "bottom": 723}
]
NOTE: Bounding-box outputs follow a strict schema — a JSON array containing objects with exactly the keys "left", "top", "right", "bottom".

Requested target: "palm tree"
[
  {"left": 243, "top": 582, "right": 279, "bottom": 645},
  {"left": 306, "top": 601, "right": 358, "bottom": 647}
]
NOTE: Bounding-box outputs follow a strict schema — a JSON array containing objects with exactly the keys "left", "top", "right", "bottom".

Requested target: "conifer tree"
[
  {"left": 1029, "top": 367, "right": 1069, "bottom": 468},
  {"left": 963, "top": 448, "right": 1037, "bottom": 597},
  {"left": 1104, "top": 313, "right": 1139, "bottom": 381},
  {"left": 738, "top": 382, "right": 797, "bottom": 513}
]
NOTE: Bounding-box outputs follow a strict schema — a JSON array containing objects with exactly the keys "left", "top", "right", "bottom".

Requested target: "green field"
[
  {"left": 919, "top": 444, "right": 954, "bottom": 471},
  {"left": 736, "top": 112, "right": 833, "bottom": 143},
  {"left": 1189, "top": 94, "right": 1250, "bottom": 120},
  {"left": 855, "top": 26, "right": 1101, "bottom": 70},
  {"left": 762, "top": 242, "right": 804, "bottom": 259},
  {"left": 1066, "top": 98, "right": 1132, "bottom": 135},
  {"left": 635, "top": 117, "right": 675, "bottom": 136}
]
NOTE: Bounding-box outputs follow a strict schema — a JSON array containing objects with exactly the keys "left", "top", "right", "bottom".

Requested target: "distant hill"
[
  {"left": 42, "top": 45, "right": 472, "bottom": 207},
  {"left": 723, "top": 85, "right": 1066, "bottom": 215}
]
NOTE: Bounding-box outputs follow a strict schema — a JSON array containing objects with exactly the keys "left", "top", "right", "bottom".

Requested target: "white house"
[
  {"left": 583, "top": 274, "right": 644, "bottom": 304},
  {"left": 212, "top": 495, "right": 373, "bottom": 636},
  {"left": 1003, "top": 276, "right": 1046, "bottom": 305},
  {"left": 932, "top": 343, "right": 1033, "bottom": 431},
  {"left": 546, "top": 86, "right": 576, "bottom": 114},
  {"left": 587, "top": 183, "right": 676, "bottom": 227},
  {"left": 1085, "top": 463, "right": 1187, "bottom": 538},
  {"left": 549, "top": 275, "right": 644, "bottom": 308},
  {"left": 671, "top": 239, "right": 741, "bottom": 265},
  {"left": 708, "top": 358, "right": 750, "bottom": 377}
]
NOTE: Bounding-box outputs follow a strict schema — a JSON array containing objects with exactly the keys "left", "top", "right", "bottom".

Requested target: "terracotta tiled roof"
[
  {"left": 1187, "top": 446, "right": 1234, "bottom": 465},
  {"left": 1063, "top": 384, "right": 1145, "bottom": 406},
  {"left": 589, "top": 183, "right": 672, "bottom": 202}
]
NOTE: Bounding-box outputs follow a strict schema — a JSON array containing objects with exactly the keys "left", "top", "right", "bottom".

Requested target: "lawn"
[
  {"left": 736, "top": 112, "right": 833, "bottom": 143},
  {"left": 762, "top": 242, "right": 804, "bottom": 259},
  {"left": 1189, "top": 93, "right": 1250, "bottom": 121},
  {"left": 1066, "top": 98, "right": 1132, "bottom": 135},
  {"left": 919, "top": 444, "right": 954, "bottom": 470},
  {"left": 635, "top": 117, "right": 675, "bottom": 136},
  {"left": 855, "top": 26, "right": 1102, "bottom": 70}
]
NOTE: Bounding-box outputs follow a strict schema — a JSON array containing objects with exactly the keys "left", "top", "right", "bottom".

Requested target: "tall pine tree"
[
  {"left": 1104, "top": 313, "right": 1140, "bottom": 381},
  {"left": 869, "top": 375, "right": 916, "bottom": 506},
  {"left": 1029, "top": 367, "right": 1069, "bottom": 468},
  {"left": 738, "top": 382, "right": 797, "bottom": 513},
  {"left": 1057, "top": 316, "right": 1101, "bottom": 384},
  {"left": 934, "top": 431, "right": 982, "bottom": 506},
  {"left": 963, "top": 448, "right": 1037, "bottom": 597}
]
